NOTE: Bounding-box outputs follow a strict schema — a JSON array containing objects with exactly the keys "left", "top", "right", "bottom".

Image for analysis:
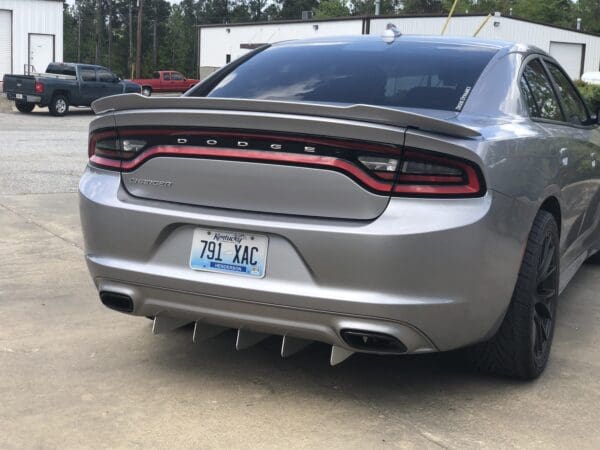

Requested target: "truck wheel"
[
  {"left": 468, "top": 210, "right": 559, "bottom": 380},
  {"left": 142, "top": 87, "right": 152, "bottom": 97},
  {"left": 49, "top": 94, "right": 69, "bottom": 117},
  {"left": 15, "top": 101, "right": 35, "bottom": 113}
]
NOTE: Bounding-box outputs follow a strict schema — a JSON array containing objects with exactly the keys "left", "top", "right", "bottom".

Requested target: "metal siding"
[
  {"left": 0, "top": 0, "right": 63, "bottom": 76},
  {"left": 0, "top": 9, "right": 11, "bottom": 79},
  {"left": 200, "top": 20, "right": 364, "bottom": 69},
  {"left": 549, "top": 42, "right": 584, "bottom": 79}
]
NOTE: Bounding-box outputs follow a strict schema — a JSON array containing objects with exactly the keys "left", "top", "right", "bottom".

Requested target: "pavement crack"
[{"left": 0, "top": 201, "right": 83, "bottom": 251}]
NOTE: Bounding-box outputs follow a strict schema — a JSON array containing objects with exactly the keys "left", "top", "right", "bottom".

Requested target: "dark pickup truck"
[{"left": 2, "top": 63, "right": 141, "bottom": 116}]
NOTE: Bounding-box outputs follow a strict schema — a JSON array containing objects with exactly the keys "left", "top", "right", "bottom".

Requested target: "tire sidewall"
[
  {"left": 15, "top": 101, "right": 35, "bottom": 113},
  {"left": 525, "top": 217, "right": 559, "bottom": 375},
  {"left": 50, "top": 95, "right": 69, "bottom": 117}
]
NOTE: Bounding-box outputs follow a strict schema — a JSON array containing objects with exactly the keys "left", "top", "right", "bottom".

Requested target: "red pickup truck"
[{"left": 130, "top": 71, "right": 199, "bottom": 96}]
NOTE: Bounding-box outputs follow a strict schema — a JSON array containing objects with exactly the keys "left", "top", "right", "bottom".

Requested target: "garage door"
[
  {"left": 0, "top": 10, "right": 12, "bottom": 80},
  {"left": 29, "top": 34, "right": 54, "bottom": 74},
  {"left": 549, "top": 42, "right": 584, "bottom": 80}
]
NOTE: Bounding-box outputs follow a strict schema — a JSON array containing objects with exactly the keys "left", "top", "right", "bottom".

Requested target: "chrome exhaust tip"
[{"left": 340, "top": 329, "right": 407, "bottom": 354}]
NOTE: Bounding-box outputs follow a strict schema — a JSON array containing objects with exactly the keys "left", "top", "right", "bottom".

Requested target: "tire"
[
  {"left": 49, "top": 94, "right": 69, "bottom": 116},
  {"left": 15, "top": 101, "right": 35, "bottom": 113},
  {"left": 141, "top": 87, "right": 152, "bottom": 97},
  {"left": 469, "top": 210, "right": 559, "bottom": 380},
  {"left": 585, "top": 250, "right": 600, "bottom": 264}
]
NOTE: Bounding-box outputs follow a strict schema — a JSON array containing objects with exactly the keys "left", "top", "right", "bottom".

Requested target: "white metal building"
[
  {"left": 198, "top": 13, "right": 600, "bottom": 80},
  {"left": 0, "top": 0, "right": 64, "bottom": 81}
]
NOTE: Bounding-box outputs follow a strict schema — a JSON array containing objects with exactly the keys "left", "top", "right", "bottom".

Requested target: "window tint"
[
  {"left": 199, "top": 40, "right": 498, "bottom": 111},
  {"left": 97, "top": 69, "right": 115, "bottom": 82},
  {"left": 163, "top": 73, "right": 171, "bottom": 81},
  {"left": 521, "top": 60, "right": 563, "bottom": 121},
  {"left": 46, "top": 64, "right": 76, "bottom": 77},
  {"left": 171, "top": 72, "right": 184, "bottom": 81},
  {"left": 80, "top": 68, "right": 96, "bottom": 82},
  {"left": 546, "top": 62, "right": 589, "bottom": 125}
]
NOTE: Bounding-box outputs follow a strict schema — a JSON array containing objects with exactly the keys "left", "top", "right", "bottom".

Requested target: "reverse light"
[
  {"left": 35, "top": 81, "right": 44, "bottom": 93},
  {"left": 122, "top": 139, "right": 147, "bottom": 152},
  {"left": 358, "top": 156, "right": 398, "bottom": 172}
]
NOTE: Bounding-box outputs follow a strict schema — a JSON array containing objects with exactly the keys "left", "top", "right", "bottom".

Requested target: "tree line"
[{"left": 63, "top": 0, "right": 600, "bottom": 80}]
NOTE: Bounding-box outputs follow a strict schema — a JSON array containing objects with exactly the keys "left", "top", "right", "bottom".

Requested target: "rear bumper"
[
  {"left": 79, "top": 166, "right": 530, "bottom": 353},
  {"left": 5, "top": 92, "right": 42, "bottom": 103}
]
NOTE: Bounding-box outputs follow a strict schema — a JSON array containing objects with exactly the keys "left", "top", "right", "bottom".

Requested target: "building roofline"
[{"left": 196, "top": 12, "right": 600, "bottom": 38}]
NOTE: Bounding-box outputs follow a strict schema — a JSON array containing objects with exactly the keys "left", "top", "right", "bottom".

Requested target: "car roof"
[
  {"left": 51, "top": 62, "right": 109, "bottom": 71},
  {"left": 271, "top": 34, "right": 544, "bottom": 55}
]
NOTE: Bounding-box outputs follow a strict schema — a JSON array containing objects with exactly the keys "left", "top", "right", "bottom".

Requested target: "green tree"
[
  {"left": 402, "top": 0, "right": 444, "bottom": 14},
  {"left": 513, "top": 0, "right": 575, "bottom": 28},
  {"left": 276, "top": 0, "right": 320, "bottom": 20},
  {"left": 350, "top": 0, "right": 399, "bottom": 15},
  {"left": 315, "top": 0, "right": 350, "bottom": 18},
  {"left": 572, "top": 0, "right": 600, "bottom": 33}
]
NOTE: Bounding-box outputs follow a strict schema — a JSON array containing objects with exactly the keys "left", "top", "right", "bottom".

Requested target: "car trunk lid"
[{"left": 91, "top": 96, "right": 480, "bottom": 220}]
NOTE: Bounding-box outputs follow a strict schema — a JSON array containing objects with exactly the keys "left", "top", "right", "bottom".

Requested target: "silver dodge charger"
[{"left": 80, "top": 35, "right": 600, "bottom": 379}]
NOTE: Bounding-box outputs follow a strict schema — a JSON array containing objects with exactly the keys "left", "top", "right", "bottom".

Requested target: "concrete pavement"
[{"left": 1, "top": 109, "right": 599, "bottom": 449}]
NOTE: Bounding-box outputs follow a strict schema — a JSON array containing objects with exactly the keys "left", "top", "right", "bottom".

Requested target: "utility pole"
[
  {"left": 129, "top": 1, "right": 133, "bottom": 77},
  {"left": 108, "top": 0, "right": 113, "bottom": 69},
  {"left": 136, "top": 0, "right": 144, "bottom": 78}
]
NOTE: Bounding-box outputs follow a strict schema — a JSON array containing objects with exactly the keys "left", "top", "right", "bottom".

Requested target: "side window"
[
  {"left": 521, "top": 60, "right": 563, "bottom": 122},
  {"left": 520, "top": 76, "right": 539, "bottom": 117},
  {"left": 171, "top": 72, "right": 184, "bottom": 81},
  {"left": 80, "top": 69, "right": 96, "bottom": 82},
  {"left": 546, "top": 62, "right": 589, "bottom": 125},
  {"left": 163, "top": 73, "right": 171, "bottom": 81},
  {"left": 97, "top": 69, "right": 115, "bottom": 83}
]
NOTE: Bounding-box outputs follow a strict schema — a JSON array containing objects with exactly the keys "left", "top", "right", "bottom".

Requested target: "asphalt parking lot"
[{"left": 1, "top": 104, "right": 600, "bottom": 449}]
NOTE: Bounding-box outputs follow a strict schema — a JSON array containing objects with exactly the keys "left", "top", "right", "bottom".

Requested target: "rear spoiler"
[{"left": 91, "top": 94, "right": 481, "bottom": 139}]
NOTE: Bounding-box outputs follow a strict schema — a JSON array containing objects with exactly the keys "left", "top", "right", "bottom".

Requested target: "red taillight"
[
  {"left": 391, "top": 149, "right": 484, "bottom": 197},
  {"left": 89, "top": 130, "right": 121, "bottom": 170},
  {"left": 34, "top": 82, "right": 44, "bottom": 93}
]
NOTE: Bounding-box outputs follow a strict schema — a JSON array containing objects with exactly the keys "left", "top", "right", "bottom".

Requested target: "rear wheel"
[
  {"left": 585, "top": 250, "right": 600, "bottom": 264},
  {"left": 49, "top": 94, "right": 69, "bottom": 116},
  {"left": 469, "top": 210, "right": 559, "bottom": 379},
  {"left": 15, "top": 101, "right": 35, "bottom": 113},
  {"left": 141, "top": 86, "right": 152, "bottom": 97}
]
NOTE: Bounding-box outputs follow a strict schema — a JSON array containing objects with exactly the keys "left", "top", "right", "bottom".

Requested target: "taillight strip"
[
  {"left": 88, "top": 128, "right": 485, "bottom": 198},
  {"left": 107, "top": 146, "right": 394, "bottom": 193}
]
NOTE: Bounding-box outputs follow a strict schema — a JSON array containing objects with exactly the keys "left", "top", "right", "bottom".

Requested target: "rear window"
[
  {"left": 46, "top": 64, "right": 76, "bottom": 77},
  {"left": 201, "top": 40, "right": 498, "bottom": 111}
]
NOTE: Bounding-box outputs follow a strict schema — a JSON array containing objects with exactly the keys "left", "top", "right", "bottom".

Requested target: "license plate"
[
  {"left": 15, "top": 93, "right": 23, "bottom": 99},
  {"left": 190, "top": 228, "right": 268, "bottom": 278}
]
